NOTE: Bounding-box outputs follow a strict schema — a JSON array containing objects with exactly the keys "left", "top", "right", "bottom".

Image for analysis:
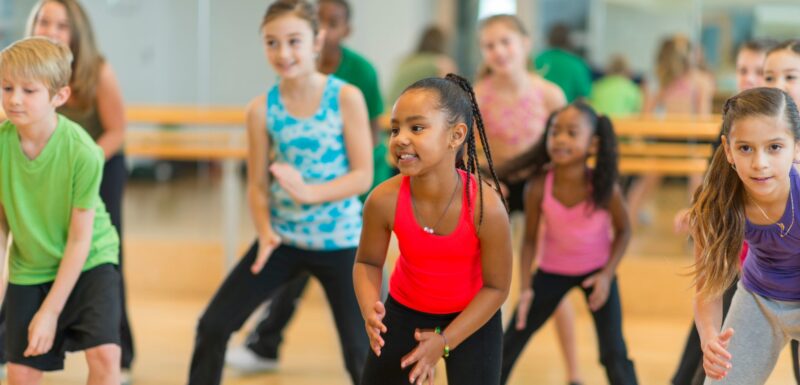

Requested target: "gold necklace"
[{"left": 751, "top": 189, "right": 795, "bottom": 238}]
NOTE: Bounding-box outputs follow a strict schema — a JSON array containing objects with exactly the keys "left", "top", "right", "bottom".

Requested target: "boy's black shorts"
[{"left": 5, "top": 263, "right": 121, "bottom": 371}]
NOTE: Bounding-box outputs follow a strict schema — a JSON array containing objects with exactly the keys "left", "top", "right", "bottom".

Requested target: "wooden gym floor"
[{"left": 34, "top": 172, "right": 797, "bottom": 384}]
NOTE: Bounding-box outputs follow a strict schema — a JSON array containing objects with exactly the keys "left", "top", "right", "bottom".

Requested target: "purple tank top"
[{"left": 742, "top": 167, "right": 800, "bottom": 301}]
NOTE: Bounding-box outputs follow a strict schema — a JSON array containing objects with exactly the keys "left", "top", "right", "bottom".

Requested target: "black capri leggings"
[{"left": 360, "top": 295, "right": 502, "bottom": 385}]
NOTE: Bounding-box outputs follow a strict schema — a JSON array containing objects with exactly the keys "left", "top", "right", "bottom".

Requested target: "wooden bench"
[{"left": 613, "top": 115, "right": 721, "bottom": 176}]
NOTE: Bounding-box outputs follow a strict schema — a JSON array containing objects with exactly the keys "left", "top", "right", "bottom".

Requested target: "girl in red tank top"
[{"left": 355, "top": 74, "right": 512, "bottom": 385}]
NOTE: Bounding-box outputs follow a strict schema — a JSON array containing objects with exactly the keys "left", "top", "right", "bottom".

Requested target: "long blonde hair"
[
  {"left": 691, "top": 87, "right": 800, "bottom": 298},
  {"left": 26, "top": 0, "right": 103, "bottom": 108},
  {"left": 655, "top": 35, "right": 692, "bottom": 88}
]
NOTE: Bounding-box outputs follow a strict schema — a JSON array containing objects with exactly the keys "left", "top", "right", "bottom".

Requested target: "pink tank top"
[
  {"left": 660, "top": 75, "right": 701, "bottom": 114},
  {"left": 538, "top": 171, "right": 613, "bottom": 276},
  {"left": 476, "top": 77, "right": 550, "bottom": 148}
]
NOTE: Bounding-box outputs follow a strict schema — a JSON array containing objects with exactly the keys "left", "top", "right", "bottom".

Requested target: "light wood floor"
[{"left": 32, "top": 172, "right": 798, "bottom": 384}]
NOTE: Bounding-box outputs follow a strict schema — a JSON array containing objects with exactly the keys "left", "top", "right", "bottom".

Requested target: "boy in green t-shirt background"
[
  {"left": 590, "top": 55, "right": 643, "bottom": 117},
  {"left": 0, "top": 37, "right": 121, "bottom": 383}
]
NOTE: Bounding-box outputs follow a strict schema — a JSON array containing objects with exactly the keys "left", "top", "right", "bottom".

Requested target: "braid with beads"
[{"left": 444, "top": 73, "right": 508, "bottom": 228}]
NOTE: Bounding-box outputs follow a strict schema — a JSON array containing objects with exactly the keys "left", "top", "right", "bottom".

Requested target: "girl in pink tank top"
[
  {"left": 497, "top": 101, "right": 638, "bottom": 384},
  {"left": 355, "top": 74, "right": 512, "bottom": 385}
]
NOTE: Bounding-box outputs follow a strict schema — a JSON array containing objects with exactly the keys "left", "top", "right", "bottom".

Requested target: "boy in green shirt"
[
  {"left": 0, "top": 37, "right": 120, "bottom": 383},
  {"left": 533, "top": 23, "right": 593, "bottom": 103}
]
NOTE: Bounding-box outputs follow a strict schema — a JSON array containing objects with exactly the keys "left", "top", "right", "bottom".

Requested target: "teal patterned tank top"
[{"left": 266, "top": 76, "right": 362, "bottom": 250}]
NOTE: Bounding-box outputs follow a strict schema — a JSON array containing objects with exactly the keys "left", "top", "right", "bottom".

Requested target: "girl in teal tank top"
[{"left": 188, "top": 2, "right": 373, "bottom": 384}]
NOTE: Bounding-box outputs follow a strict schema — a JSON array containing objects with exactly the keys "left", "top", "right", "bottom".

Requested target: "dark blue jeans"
[
  {"left": 501, "top": 270, "right": 638, "bottom": 385},
  {"left": 187, "top": 242, "right": 368, "bottom": 385}
]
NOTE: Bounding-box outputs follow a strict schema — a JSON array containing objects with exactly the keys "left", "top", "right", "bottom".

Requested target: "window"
[{"left": 478, "top": 0, "right": 516, "bottom": 19}]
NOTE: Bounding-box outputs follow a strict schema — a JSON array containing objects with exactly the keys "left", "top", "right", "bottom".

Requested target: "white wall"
[
  {"left": 60, "top": 0, "right": 432, "bottom": 106},
  {"left": 591, "top": 2, "right": 698, "bottom": 82}
]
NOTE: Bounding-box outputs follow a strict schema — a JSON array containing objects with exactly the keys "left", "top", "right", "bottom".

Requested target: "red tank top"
[{"left": 389, "top": 169, "right": 483, "bottom": 314}]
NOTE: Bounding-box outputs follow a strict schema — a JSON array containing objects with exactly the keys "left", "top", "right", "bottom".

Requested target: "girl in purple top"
[{"left": 692, "top": 87, "right": 800, "bottom": 384}]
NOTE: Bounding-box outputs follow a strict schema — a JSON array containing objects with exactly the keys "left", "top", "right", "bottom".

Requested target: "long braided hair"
[{"left": 402, "top": 73, "right": 508, "bottom": 228}]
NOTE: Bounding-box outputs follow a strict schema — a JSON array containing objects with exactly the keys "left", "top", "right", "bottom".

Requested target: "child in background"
[
  {"left": 691, "top": 87, "right": 800, "bottom": 384},
  {"left": 590, "top": 55, "right": 643, "bottom": 118},
  {"left": 498, "top": 101, "right": 638, "bottom": 385},
  {"left": 355, "top": 74, "right": 512, "bottom": 385},
  {"left": 627, "top": 35, "right": 715, "bottom": 226},
  {"left": 386, "top": 25, "right": 457, "bottom": 108},
  {"left": 765, "top": 40, "right": 800, "bottom": 104},
  {"left": 475, "top": 13, "right": 582, "bottom": 385},
  {"left": 188, "top": 1, "right": 372, "bottom": 384},
  {"left": 0, "top": 37, "right": 121, "bottom": 385},
  {"left": 533, "top": 23, "right": 593, "bottom": 103}
]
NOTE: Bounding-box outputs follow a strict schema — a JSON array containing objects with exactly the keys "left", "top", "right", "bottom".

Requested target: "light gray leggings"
[{"left": 704, "top": 282, "right": 800, "bottom": 384}]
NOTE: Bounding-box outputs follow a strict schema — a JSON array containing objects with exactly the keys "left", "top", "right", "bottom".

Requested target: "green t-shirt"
[
  {"left": 533, "top": 49, "right": 592, "bottom": 103},
  {"left": 589, "top": 75, "right": 643, "bottom": 118},
  {"left": 0, "top": 115, "right": 119, "bottom": 285},
  {"left": 335, "top": 46, "right": 384, "bottom": 120},
  {"left": 334, "top": 46, "right": 394, "bottom": 196}
]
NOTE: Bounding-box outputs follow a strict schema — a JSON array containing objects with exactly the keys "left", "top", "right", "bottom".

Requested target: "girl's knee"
[{"left": 7, "top": 363, "right": 44, "bottom": 385}]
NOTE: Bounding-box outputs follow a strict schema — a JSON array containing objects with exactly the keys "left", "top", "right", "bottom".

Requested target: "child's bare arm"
[
  {"left": 602, "top": 185, "right": 632, "bottom": 275},
  {"left": 519, "top": 177, "right": 545, "bottom": 290},
  {"left": 693, "top": 239, "right": 732, "bottom": 380},
  {"left": 245, "top": 95, "right": 282, "bottom": 273},
  {"left": 515, "top": 176, "right": 545, "bottom": 329},
  {"left": 353, "top": 180, "right": 395, "bottom": 355},
  {"left": 94, "top": 63, "right": 126, "bottom": 159},
  {"left": 0, "top": 203, "right": 9, "bottom": 296}
]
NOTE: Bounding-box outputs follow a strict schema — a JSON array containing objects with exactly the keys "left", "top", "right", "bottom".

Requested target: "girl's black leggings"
[{"left": 361, "top": 295, "right": 503, "bottom": 385}]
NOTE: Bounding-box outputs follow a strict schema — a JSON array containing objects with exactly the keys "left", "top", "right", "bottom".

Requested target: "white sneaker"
[
  {"left": 225, "top": 345, "right": 278, "bottom": 374},
  {"left": 121, "top": 368, "right": 132, "bottom": 385}
]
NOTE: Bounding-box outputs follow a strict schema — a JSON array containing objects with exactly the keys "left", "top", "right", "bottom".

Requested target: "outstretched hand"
[
  {"left": 364, "top": 301, "right": 387, "bottom": 356},
  {"left": 702, "top": 328, "right": 734, "bottom": 380}
]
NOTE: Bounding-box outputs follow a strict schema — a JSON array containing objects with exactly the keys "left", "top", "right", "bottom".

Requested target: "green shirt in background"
[
  {"left": 589, "top": 75, "right": 643, "bottom": 117},
  {"left": 533, "top": 48, "right": 592, "bottom": 103},
  {"left": 334, "top": 46, "right": 384, "bottom": 120},
  {"left": 0, "top": 115, "right": 119, "bottom": 285},
  {"left": 332, "top": 45, "right": 393, "bottom": 201}
]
